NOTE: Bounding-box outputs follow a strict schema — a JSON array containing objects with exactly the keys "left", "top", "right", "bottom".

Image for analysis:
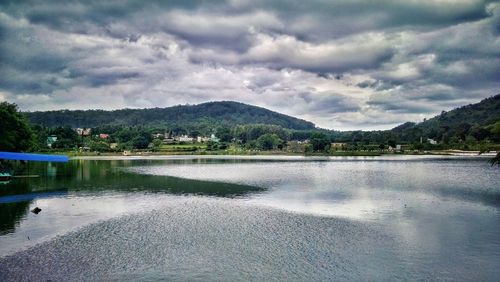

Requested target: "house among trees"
[
  {"left": 75, "top": 128, "right": 91, "bottom": 136},
  {"left": 99, "top": 134, "right": 109, "bottom": 139},
  {"left": 209, "top": 134, "right": 220, "bottom": 143},
  {"left": 177, "top": 135, "right": 194, "bottom": 142},
  {"left": 152, "top": 133, "right": 163, "bottom": 139},
  {"left": 46, "top": 136, "right": 58, "bottom": 148},
  {"left": 163, "top": 131, "right": 175, "bottom": 143}
]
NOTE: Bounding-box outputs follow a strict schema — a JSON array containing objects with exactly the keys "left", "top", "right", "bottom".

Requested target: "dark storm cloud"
[
  {"left": 0, "top": 13, "right": 72, "bottom": 94},
  {"left": 223, "top": 0, "right": 496, "bottom": 43},
  {"left": 0, "top": 0, "right": 499, "bottom": 130}
]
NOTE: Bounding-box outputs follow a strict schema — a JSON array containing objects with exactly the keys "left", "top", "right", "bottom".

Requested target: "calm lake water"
[{"left": 0, "top": 155, "right": 499, "bottom": 281}]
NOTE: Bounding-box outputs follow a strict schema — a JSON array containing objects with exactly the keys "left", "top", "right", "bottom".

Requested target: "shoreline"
[
  {"left": 26, "top": 149, "right": 497, "bottom": 158},
  {"left": 68, "top": 153, "right": 496, "bottom": 161}
]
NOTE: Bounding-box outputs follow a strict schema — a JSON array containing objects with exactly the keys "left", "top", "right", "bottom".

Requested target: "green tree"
[
  {"left": 88, "top": 140, "right": 110, "bottom": 152},
  {"left": 256, "top": 134, "right": 282, "bottom": 150},
  {"left": 488, "top": 121, "right": 500, "bottom": 142},
  {"left": 49, "top": 126, "right": 80, "bottom": 149},
  {"left": 310, "top": 133, "right": 330, "bottom": 151},
  {"left": 152, "top": 139, "right": 163, "bottom": 151},
  {"left": 216, "top": 127, "right": 232, "bottom": 143},
  {"left": 388, "top": 140, "right": 396, "bottom": 148},
  {"left": 116, "top": 127, "right": 137, "bottom": 143},
  {"left": 0, "top": 102, "right": 34, "bottom": 152},
  {"left": 132, "top": 135, "right": 150, "bottom": 149},
  {"left": 304, "top": 144, "right": 313, "bottom": 153},
  {"left": 206, "top": 140, "right": 218, "bottom": 151},
  {"left": 218, "top": 142, "right": 229, "bottom": 150},
  {"left": 412, "top": 142, "right": 424, "bottom": 151},
  {"left": 31, "top": 125, "right": 48, "bottom": 151}
]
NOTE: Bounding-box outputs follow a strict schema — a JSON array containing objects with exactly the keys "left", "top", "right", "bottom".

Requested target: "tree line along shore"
[{"left": 1, "top": 98, "right": 500, "bottom": 160}]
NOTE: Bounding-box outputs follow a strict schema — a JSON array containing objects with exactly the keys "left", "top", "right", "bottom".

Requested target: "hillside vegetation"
[
  {"left": 26, "top": 101, "right": 315, "bottom": 131},
  {"left": 10, "top": 93, "right": 500, "bottom": 154},
  {"left": 391, "top": 94, "right": 500, "bottom": 144}
]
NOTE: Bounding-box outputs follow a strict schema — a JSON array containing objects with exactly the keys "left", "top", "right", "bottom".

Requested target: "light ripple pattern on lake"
[
  {"left": 1, "top": 197, "right": 496, "bottom": 281},
  {"left": 127, "top": 157, "right": 499, "bottom": 219},
  {"left": 0, "top": 156, "right": 499, "bottom": 281}
]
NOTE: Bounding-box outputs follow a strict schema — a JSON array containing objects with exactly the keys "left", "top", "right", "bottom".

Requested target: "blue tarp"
[
  {"left": 0, "top": 189, "right": 69, "bottom": 203},
  {"left": 0, "top": 152, "right": 69, "bottom": 162}
]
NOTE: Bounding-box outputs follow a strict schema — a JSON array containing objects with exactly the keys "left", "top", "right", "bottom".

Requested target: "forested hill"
[
  {"left": 391, "top": 94, "right": 500, "bottom": 143},
  {"left": 25, "top": 101, "right": 315, "bottom": 130}
]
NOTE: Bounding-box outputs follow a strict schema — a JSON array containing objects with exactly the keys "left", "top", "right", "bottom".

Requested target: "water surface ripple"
[{"left": 0, "top": 156, "right": 498, "bottom": 280}]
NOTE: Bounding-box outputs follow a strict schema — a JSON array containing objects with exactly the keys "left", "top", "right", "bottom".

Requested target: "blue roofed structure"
[{"left": 0, "top": 152, "right": 69, "bottom": 162}]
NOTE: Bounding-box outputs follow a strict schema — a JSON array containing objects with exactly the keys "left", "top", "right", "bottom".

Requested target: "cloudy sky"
[{"left": 0, "top": 0, "right": 499, "bottom": 130}]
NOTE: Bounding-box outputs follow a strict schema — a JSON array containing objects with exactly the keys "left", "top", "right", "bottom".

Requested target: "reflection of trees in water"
[
  {"left": 22, "top": 159, "right": 266, "bottom": 197},
  {"left": 67, "top": 162, "right": 265, "bottom": 197},
  {"left": 0, "top": 159, "right": 266, "bottom": 235},
  {"left": 0, "top": 171, "right": 37, "bottom": 197},
  {"left": 0, "top": 169, "right": 32, "bottom": 234},
  {"left": 1, "top": 160, "right": 21, "bottom": 175},
  {"left": 0, "top": 161, "right": 69, "bottom": 235},
  {"left": 0, "top": 201, "right": 31, "bottom": 235}
]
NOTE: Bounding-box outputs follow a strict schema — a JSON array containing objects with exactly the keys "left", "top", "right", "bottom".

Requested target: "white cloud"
[
  {"left": 0, "top": 1, "right": 498, "bottom": 130},
  {"left": 161, "top": 10, "right": 283, "bottom": 40},
  {"left": 240, "top": 32, "right": 394, "bottom": 72}
]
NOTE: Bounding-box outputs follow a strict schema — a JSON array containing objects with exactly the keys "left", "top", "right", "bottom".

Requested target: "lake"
[{"left": 0, "top": 155, "right": 499, "bottom": 280}]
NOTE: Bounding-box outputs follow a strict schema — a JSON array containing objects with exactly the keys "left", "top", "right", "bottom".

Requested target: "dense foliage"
[
  {"left": 2, "top": 94, "right": 499, "bottom": 154},
  {"left": 0, "top": 102, "right": 33, "bottom": 152},
  {"left": 390, "top": 94, "right": 500, "bottom": 148},
  {"left": 26, "top": 101, "right": 315, "bottom": 132}
]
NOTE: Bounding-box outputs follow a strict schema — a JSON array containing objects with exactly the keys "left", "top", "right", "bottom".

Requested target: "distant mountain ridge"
[
  {"left": 25, "top": 101, "right": 316, "bottom": 130},
  {"left": 24, "top": 95, "right": 500, "bottom": 139},
  {"left": 391, "top": 94, "right": 500, "bottom": 142}
]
